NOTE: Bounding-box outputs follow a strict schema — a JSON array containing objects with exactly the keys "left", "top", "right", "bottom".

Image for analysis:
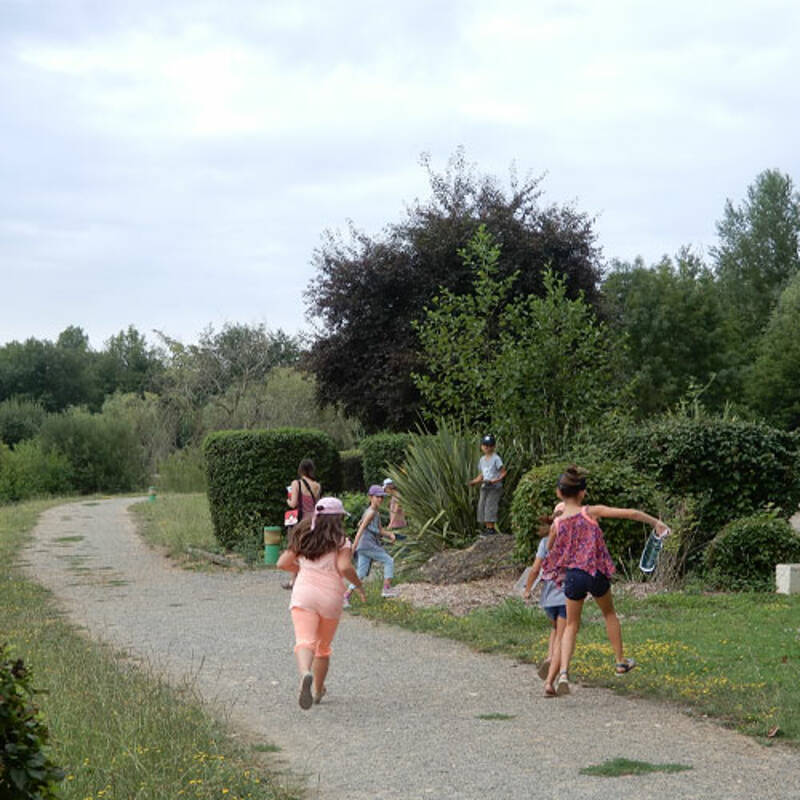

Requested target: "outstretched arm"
[
  {"left": 588, "top": 505, "right": 669, "bottom": 535},
  {"left": 337, "top": 548, "right": 366, "bottom": 600}
]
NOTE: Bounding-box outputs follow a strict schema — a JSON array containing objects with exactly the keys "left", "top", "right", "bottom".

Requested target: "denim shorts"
[
  {"left": 563, "top": 568, "right": 611, "bottom": 601},
  {"left": 544, "top": 604, "right": 567, "bottom": 621}
]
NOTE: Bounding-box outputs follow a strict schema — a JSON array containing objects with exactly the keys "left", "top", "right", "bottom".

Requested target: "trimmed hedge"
[
  {"left": 361, "top": 433, "right": 411, "bottom": 487},
  {"left": 511, "top": 461, "right": 663, "bottom": 566},
  {"left": 704, "top": 513, "right": 800, "bottom": 591},
  {"left": 203, "top": 428, "right": 340, "bottom": 552},
  {"left": 604, "top": 417, "right": 800, "bottom": 543},
  {"left": 340, "top": 449, "right": 365, "bottom": 492}
]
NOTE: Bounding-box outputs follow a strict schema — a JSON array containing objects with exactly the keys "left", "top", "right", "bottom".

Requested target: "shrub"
[
  {"left": 387, "top": 423, "right": 478, "bottom": 566},
  {"left": 339, "top": 490, "right": 369, "bottom": 536},
  {"left": 0, "top": 644, "right": 64, "bottom": 799},
  {"left": 704, "top": 512, "right": 800, "bottom": 591},
  {"left": 0, "top": 398, "right": 46, "bottom": 447},
  {"left": 603, "top": 416, "right": 800, "bottom": 543},
  {"left": 0, "top": 440, "right": 72, "bottom": 503},
  {"left": 511, "top": 461, "right": 663, "bottom": 566},
  {"left": 340, "top": 449, "right": 365, "bottom": 492},
  {"left": 37, "top": 408, "right": 148, "bottom": 493},
  {"left": 157, "top": 447, "right": 207, "bottom": 493},
  {"left": 203, "top": 428, "right": 340, "bottom": 552},
  {"left": 361, "top": 433, "right": 411, "bottom": 487}
]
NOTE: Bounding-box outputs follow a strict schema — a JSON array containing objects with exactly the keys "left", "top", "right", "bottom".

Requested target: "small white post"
[{"left": 775, "top": 564, "right": 800, "bottom": 595}]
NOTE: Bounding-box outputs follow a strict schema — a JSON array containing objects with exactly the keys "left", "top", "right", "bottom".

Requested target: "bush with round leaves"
[
  {"left": 704, "top": 512, "right": 800, "bottom": 591},
  {"left": 203, "top": 428, "right": 340, "bottom": 552},
  {"left": 511, "top": 460, "right": 663, "bottom": 566},
  {"left": 0, "top": 644, "right": 64, "bottom": 799},
  {"left": 602, "top": 416, "right": 800, "bottom": 544}
]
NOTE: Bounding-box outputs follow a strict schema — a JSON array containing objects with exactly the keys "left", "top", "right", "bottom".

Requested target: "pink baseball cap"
[
  {"left": 368, "top": 484, "right": 388, "bottom": 497},
  {"left": 314, "top": 497, "right": 348, "bottom": 516}
]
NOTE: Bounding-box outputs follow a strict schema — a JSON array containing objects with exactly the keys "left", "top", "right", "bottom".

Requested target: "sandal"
[
  {"left": 555, "top": 672, "right": 571, "bottom": 696},
  {"left": 536, "top": 658, "right": 551, "bottom": 681},
  {"left": 543, "top": 683, "right": 557, "bottom": 697},
  {"left": 615, "top": 658, "right": 637, "bottom": 675}
]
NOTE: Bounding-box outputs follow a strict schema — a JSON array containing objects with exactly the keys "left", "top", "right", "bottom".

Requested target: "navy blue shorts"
[
  {"left": 544, "top": 604, "right": 567, "bottom": 622},
  {"left": 564, "top": 568, "right": 611, "bottom": 601}
]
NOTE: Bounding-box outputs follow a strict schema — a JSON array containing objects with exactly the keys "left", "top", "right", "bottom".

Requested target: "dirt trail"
[{"left": 24, "top": 498, "right": 800, "bottom": 800}]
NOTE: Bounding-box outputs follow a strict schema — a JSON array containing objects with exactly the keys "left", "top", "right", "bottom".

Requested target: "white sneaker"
[{"left": 381, "top": 588, "right": 397, "bottom": 598}]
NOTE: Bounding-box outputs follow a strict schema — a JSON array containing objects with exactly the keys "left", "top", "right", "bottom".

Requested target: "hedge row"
[
  {"left": 603, "top": 417, "right": 800, "bottom": 542},
  {"left": 360, "top": 433, "right": 411, "bottom": 487},
  {"left": 511, "top": 460, "right": 663, "bottom": 565},
  {"left": 203, "top": 428, "right": 340, "bottom": 551},
  {"left": 340, "top": 449, "right": 365, "bottom": 492}
]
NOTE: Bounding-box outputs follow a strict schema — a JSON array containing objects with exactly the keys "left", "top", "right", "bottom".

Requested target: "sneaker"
[
  {"left": 298, "top": 672, "right": 313, "bottom": 710},
  {"left": 482, "top": 527, "right": 497, "bottom": 536},
  {"left": 537, "top": 658, "right": 551, "bottom": 681},
  {"left": 556, "top": 672, "right": 571, "bottom": 696},
  {"left": 381, "top": 588, "right": 398, "bottom": 598}
]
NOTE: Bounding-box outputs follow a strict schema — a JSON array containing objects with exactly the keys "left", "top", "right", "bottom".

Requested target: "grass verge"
[
  {"left": 579, "top": 758, "right": 691, "bottom": 777},
  {"left": 130, "top": 492, "right": 217, "bottom": 558},
  {"left": 350, "top": 585, "right": 800, "bottom": 743},
  {"left": 1, "top": 497, "right": 298, "bottom": 800}
]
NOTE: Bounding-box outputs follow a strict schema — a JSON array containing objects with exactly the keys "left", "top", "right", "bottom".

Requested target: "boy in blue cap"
[{"left": 468, "top": 434, "right": 507, "bottom": 536}]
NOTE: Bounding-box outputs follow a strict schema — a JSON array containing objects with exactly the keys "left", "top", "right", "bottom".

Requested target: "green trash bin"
[{"left": 264, "top": 526, "right": 282, "bottom": 565}]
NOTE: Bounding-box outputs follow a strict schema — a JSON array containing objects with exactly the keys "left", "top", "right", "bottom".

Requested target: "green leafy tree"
[
  {"left": 746, "top": 271, "right": 800, "bottom": 428},
  {"left": 306, "top": 149, "right": 603, "bottom": 431},
  {"left": 97, "top": 326, "right": 164, "bottom": 396},
  {"left": 414, "top": 227, "right": 617, "bottom": 457},
  {"left": 601, "top": 249, "right": 728, "bottom": 415},
  {"left": 712, "top": 169, "right": 800, "bottom": 353}
]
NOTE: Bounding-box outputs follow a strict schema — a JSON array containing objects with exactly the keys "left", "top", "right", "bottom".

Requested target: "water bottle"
[{"left": 639, "top": 529, "right": 668, "bottom": 574}]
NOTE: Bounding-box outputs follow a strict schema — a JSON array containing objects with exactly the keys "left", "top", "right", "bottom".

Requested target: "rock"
[{"left": 420, "top": 534, "right": 517, "bottom": 584}]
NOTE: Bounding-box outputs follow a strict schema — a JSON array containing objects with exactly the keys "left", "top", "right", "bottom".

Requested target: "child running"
[
  {"left": 523, "top": 502, "right": 567, "bottom": 696},
  {"left": 541, "top": 466, "right": 669, "bottom": 696},
  {"left": 277, "top": 497, "right": 365, "bottom": 709},
  {"left": 344, "top": 485, "right": 397, "bottom": 606}
]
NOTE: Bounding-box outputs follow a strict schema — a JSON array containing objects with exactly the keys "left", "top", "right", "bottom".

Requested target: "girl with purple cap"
[
  {"left": 277, "top": 497, "right": 365, "bottom": 709},
  {"left": 344, "top": 484, "right": 397, "bottom": 606}
]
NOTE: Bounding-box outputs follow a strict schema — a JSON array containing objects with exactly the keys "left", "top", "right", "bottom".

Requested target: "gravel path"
[{"left": 24, "top": 498, "right": 800, "bottom": 800}]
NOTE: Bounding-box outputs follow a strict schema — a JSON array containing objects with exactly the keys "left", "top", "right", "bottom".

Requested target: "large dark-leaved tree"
[{"left": 305, "top": 150, "right": 603, "bottom": 431}]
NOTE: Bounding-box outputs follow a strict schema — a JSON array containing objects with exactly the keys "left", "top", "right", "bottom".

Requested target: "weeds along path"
[{"left": 25, "top": 498, "right": 800, "bottom": 800}]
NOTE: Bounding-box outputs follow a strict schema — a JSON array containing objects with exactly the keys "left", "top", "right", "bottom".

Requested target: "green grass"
[
  {"left": 352, "top": 586, "right": 800, "bottom": 743},
  {"left": 0, "top": 497, "right": 297, "bottom": 800},
  {"left": 475, "top": 713, "right": 516, "bottom": 721},
  {"left": 579, "top": 757, "right": 692, "bottom": 777},
  {"left": 130, "top": 492, "right": 218, "bottom": 558}
]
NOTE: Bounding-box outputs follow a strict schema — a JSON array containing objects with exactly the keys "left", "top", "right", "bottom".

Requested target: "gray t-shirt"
[
  {"left": 479, "top": 452, "right": 504, "bottom": 486},
  {"left": 536, "top": 538, "right": 566, "bottom": 608}
]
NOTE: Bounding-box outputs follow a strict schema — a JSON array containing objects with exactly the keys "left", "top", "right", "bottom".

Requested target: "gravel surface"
[{"left": 24, "top": 498, "right": 800, "bottom": 800}]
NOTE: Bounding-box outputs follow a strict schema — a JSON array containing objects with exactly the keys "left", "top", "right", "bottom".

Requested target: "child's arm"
[
  {"left": 379, "top": 517, "right": 396, "bottom": 543},
  {"left": 489, "top": 465, "right": 507, "bottom": 485},
  {"left": 336, "top": 548, "right": 366, "bottom": 601},
  {"left": 468, "top": 472, "right": 483, "bottom": 486},
  {"left": 546, "top": 520, "right": 559, "bottom": 550},
  {"left": 588, "top": 505, "right": 669, "bottom": 535},
  {"left": 523, "top": 556, "right": 543, "bottom": 598},
  {"left": 352, "top": 508, "right": 375, "bottom": 551},
  {"left": 276, "top": 549, "right": 299, "bottom": 574}
]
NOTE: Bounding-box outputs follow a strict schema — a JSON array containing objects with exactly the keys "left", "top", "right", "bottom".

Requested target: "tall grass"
[
  {"left": 131, "top": 492, "right": 217, "bottom": 557},
  {"left": 0, "top": 498, "right": 298, "bottom": 800}
]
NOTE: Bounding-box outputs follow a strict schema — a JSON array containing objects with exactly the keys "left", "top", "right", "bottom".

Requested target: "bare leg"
[
  {"left": 594, "top": 589, "right": 624, "bottom": 663},
  {"left": 544, "top": 616, "right": 566, "bottom": 691},
  {"left": 312, "top": 656, "right": 329, "bottom": 696},
  {"left": 294, "top": 647, "right": 313, "bottom": 675},
  {"left": 547, "top": 622, "right": 557, "bottom": 662},
  {"left": 559, "top": 598, "right": 585, "bottom": 678}
]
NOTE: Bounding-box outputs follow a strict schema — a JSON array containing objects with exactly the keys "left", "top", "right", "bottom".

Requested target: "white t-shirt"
[{"left": 479, "top": 452, "right": 504, "bottom": 486}]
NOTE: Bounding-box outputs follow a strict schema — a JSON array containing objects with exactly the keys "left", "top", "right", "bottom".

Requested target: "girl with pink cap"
[{"left": 277, "top": 497, "right": 365, "bottom": 709}]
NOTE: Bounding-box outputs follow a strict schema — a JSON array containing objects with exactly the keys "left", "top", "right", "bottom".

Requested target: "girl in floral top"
[{"left": 542, "top": 466, "right": 669, "bottom": 696}]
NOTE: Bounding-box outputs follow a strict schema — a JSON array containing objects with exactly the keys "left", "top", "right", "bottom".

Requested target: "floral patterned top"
[{"left": 541, "top": 507, "right": 616, "bottom": 584}]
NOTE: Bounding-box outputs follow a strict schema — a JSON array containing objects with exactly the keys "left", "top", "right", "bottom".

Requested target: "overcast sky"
[{"left": 2, "top": 0, "right": 799, "bottom": 348}]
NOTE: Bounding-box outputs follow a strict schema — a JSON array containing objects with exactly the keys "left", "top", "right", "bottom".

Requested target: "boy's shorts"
[
  {"left": 563, "top": 568, "right": 611, "bottom": 601},
  {"left": 477, "top": 484, "right": 503, "bottom": 523},
  {"left": 544, "top": 604, "right": 567, "bottom": 621}
]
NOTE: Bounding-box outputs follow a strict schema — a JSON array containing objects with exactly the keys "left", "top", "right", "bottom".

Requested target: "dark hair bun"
[{"left": 557, "top": 465, "right": 587, "bottom": 496}]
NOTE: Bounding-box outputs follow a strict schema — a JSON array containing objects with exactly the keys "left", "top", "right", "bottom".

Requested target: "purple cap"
[{"left": 368, "top": 484, "right": 388, "bottom": 497}]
